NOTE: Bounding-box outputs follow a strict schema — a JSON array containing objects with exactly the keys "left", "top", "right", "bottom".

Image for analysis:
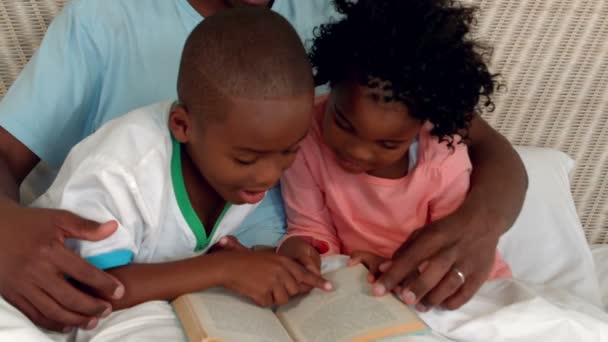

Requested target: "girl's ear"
[{"left": 169, "top": 103, "right": 192, "bottom": 143}]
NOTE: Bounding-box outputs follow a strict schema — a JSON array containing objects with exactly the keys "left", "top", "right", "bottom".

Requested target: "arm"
[
  {"left": 277, "top": 143, "right": 341, "bottom": 274},
  {"left": 0, "top": 129, "right": 121, "bottom": 332},
  {"left": 104, "top": 250, "right": 329, "bottom": 310},
  {"left": 376, "top": 117, "right": 527, "bottom": 310},
  {"left": 43, "top": 149, "right": 330, "bottom": 310},
  {"left": 0, "top": 128, "right": 38, "bottom": 200},
  {"left": 462, "top": 116, "right": 527, "bottom": 234},
  {"left": 279, "top": 144, "right": 341, "bottom": 254},
  {"left": 0, "top": 2, "right": 122, "bottom": 332}
]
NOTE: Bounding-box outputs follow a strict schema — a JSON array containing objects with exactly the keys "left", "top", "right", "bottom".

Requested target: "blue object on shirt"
[
  {"left": 0, "top": 0, "right": 339, "bottom": 247},
  {"left": 85, "top": 249, "right": 134, "bottom": 270}
]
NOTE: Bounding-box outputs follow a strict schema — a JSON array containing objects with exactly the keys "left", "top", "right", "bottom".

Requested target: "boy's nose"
[{"left": 254, "top": 164, "right": 283, "bottom": 190}]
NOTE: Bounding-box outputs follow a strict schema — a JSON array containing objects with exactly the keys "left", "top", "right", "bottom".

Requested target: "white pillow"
[{"left": 497, "top": 146, "right": 601, "bottom": 304}]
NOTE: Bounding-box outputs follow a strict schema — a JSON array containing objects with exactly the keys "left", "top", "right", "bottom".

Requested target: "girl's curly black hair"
[{"left": 310, "top": 0, "right": 499, "bottom": 145}]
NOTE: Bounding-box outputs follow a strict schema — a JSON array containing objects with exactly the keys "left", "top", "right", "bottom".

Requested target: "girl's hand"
[
  {"left": 348, "top": 250, "right": 389, "bottom": 283},
  {"left": 219, "top": 251, "right": 332, "bottom": 307},
  {"left": 277, "top": 237, "right": 322, "bottom": 276}
]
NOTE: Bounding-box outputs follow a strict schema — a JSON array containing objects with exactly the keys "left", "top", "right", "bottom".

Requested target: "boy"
[{"left": 32, "top": 7, "right": 329, "bottom": 333}]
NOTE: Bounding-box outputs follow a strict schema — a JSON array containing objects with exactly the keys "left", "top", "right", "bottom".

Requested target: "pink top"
[{"left": 280, "top": 98, "right": 511, "bottom": 280}]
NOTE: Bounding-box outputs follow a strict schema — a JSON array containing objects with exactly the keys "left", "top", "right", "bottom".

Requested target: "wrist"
[
  {"left": 198, "top": 252, "right": 233, "bottom": 288},
  {"left": 452, "top": 203, "right": 509, "bottom": 239}
]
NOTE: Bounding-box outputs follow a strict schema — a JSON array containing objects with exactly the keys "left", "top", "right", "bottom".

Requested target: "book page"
[
  {"left": 173, "top": 288, "right": 293, "bottom": 342},
  {"left": 276, "top": 265, "right": 428, "bottom": 342}
]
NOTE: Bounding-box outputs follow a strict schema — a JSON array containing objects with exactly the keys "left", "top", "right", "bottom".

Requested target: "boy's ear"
[{"left": 169, "top": 103, "right": 192, "bottom": 143}]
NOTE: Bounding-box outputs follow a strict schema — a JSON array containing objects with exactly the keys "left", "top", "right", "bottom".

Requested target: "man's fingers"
[
  {"left": 8, "top": 293, "right": 67, "bottom": 332},
  {"left": 43, "top": 275, "right": 111, "bottom": 317},
  {"left": 57, "top": 213, "right": 118, "bottom": 242},
  {"left": 23, "top": 284, "right": 90, "bottom": 328},
  {"left": 401, "top": 251, "right": 455, "bottom": 306},
  {"left": 422, "top": 266, "right": 468, "bottom": 308},
  {"left": 377, "top": 227, "right": 454, "bottom": 293},
  {"left": 54, "top": 245, "right": 124, "bottom": 300},
  {"left": 443, "top": 273, "right": 485, "bottom": 310}
]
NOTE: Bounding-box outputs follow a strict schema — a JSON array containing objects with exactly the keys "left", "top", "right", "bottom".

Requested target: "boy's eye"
[
  {"left": 378, "top": 141, "right": 401, "bottom": 150},
  {"left": 234, "top": 158, "right": 258, "bottom": 166}
]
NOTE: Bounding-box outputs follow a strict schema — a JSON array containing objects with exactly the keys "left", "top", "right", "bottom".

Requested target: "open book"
[{"left": 172, "top": 264, "right": 429, "bottom": 342}]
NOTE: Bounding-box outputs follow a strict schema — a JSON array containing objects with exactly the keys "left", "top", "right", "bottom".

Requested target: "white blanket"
[{"left": 1, "top": 253, "right": 607, "bottom": 342}]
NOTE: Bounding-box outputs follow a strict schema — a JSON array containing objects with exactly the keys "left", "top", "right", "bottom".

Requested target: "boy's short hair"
[
  {"left": 177, "top": 7, "right": 313, "bottom": 121},
  {"left": 310, "top": 0, "right": 499, "bottom": 146}
]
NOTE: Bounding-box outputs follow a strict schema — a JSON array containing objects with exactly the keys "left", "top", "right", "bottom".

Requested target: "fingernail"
[
  {"left": 372, "top": 284, "right": 386, "bottom": 296},
  {"left": 401, "top": 290, "right": 416, "bottom": 304},
  {"left": 86, "top": 318, "right": 98, "bottom": 330},
  {"left": 416, "top": 303, "right": 429, "bottom": 312},
  {"left": 113, "top": 284, "right": 125, "bottom": 299},
  {"left": 324, "top": 282, "right": 333, "bottom": 291},
  {"left": 101, "top": 306, "right": 112, "bottom": 318},
  {"left": 219, "top": 237, "right": 228, "bottom": 245},
  {"left": 379, "top": 261, "right": 392, "bottom": 272},
  {"left": 62, "top": 327, "right": 73, "bottom": 333}
]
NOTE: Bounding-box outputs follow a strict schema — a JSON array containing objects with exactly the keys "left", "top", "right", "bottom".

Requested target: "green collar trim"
[{"left": 170, "top": 136, "right": 231, "bottom": 251}]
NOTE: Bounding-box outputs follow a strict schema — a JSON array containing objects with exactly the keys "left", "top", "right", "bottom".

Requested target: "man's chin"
[{"left": 230, "top": 0, "right": 272, "bottom": 8}]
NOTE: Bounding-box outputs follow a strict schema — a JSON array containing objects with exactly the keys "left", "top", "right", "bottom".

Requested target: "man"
[{"left": 0, "top": 0, "right": 526, "bottom": 332}]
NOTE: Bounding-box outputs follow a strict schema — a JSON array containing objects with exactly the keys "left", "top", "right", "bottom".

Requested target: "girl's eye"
[
  {"left": 282, "top": 146, "right": 301, "bottom": 156},
  {"left": 334, "top": 112, "right": 352, "bottom": 131},
  {"left": 234, "top": 158, "right": 258, "bottom": 166}
]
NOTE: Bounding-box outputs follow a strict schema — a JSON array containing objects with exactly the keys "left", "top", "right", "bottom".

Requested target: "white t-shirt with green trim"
[{"left": 32, "top": 101, "right": 259, "bottom": 269}]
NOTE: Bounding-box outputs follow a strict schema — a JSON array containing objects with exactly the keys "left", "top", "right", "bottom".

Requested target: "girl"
[{"left": 278, "top": 0, "right": 511, "bottom": 311}]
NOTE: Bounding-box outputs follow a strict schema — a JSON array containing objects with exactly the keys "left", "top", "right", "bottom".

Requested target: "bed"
[{"left": 0, "top": 0, "right": 607, "bottom": 341}]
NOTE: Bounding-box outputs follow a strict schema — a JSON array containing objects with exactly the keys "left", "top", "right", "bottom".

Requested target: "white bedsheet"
[
  {"left": 1, "top": 253, "right": 607, "bottom": 342},
  {"left": 592, "top": 245, "right": 608, "bottom": 310}
]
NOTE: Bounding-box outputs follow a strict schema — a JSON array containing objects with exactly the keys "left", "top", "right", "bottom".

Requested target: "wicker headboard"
[{"left": 1, "top": 0, "right": 607, "bottom": 243}]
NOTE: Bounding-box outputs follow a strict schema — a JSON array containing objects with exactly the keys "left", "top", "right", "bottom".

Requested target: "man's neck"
[
  {"left": 187, "top": 0, "right": 227, "bottom": 17},
  {"left": 187, "top": 0, "right": 276, "bottom": 17}
]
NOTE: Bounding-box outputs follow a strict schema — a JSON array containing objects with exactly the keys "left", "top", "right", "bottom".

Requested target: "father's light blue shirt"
[{"left": 0, "top": 0, "right": 338, "bottom": 247}]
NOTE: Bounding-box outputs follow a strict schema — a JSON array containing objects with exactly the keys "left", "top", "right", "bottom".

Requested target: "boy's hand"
[
  {"left": 348, "top": 250, "right": 389, "bottom": 283},
  {"left": 277, "top": 237, "right": 321, "bottom": 276},
  {"left": 220, "top": 251, "right": 332, "bottom": 307}
]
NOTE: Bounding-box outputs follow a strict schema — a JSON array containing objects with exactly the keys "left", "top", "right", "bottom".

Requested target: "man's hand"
[
  {"left": 219, "top": 251, "right": 332, "bottom": 307},
  {"left": 0, "top": 204, "right": 125, "bottom": 332},
  {"left": 374, "top": 214, "right": 501, "bottom": 312}
]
